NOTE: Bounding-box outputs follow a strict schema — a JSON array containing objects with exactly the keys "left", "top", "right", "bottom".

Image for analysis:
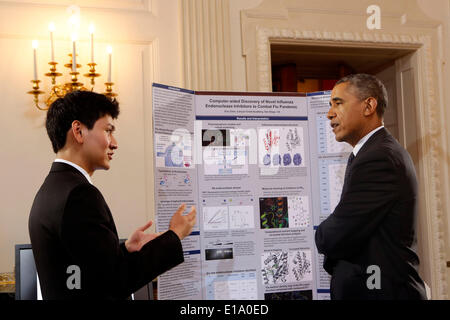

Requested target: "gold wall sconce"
[{"left": 27, "top": 8, "right": 117, "bottom": 110}]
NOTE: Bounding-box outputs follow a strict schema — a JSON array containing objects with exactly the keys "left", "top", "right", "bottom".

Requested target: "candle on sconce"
[
  {"left": 49, "top": 22, "right": 55, "bottom": 62},
  {"left": 89, "top": 23, "right": 95, "bottom": 63},
  {"left": 71, "top": 33, "right": 77, "bottom": 72},
  {"left": 107, "top": 45, "right": 112, "bottom": 82},
  {"left": 32, "top": 40, "right": 38, "bottom": 80}
]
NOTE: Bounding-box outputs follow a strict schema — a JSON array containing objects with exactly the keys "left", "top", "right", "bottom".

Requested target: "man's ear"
[
  {"left": 363, "top": 97, "right": 378, "bottom": 116},
  {"left": 71, "top": 120, "right": 84, "bottom": 144}
]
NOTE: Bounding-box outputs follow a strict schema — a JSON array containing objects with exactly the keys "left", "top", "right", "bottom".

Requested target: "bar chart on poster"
[{"left": 152, "top": 83, "right": 351, "bottom": 300}]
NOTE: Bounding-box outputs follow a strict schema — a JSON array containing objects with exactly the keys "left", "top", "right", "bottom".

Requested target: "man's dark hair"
[
  {"left": 46, "top": 91, "right": 120, "bottom": 153},
  {"left": 336, "top": 73, "right": 388, "bottom": 117}
]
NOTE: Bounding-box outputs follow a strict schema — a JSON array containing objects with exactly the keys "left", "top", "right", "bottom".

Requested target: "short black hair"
[
  {"left": 336, "top": 73, "right": 388, "bottom": 117},
  {"left": 46, "top": 91, "right": 120, "bottom": 153}
]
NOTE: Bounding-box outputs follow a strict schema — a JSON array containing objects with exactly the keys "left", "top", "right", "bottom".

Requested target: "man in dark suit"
[
  {"left": 29, "top": 91, "right": 196, "bottom": 299},
  {"left": 315, "top": 74, "right": 427, "bottom": 299}
]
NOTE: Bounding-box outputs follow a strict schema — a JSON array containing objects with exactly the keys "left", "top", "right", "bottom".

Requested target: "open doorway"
[{"left": 271, "top": 44, "right": 415, "bottom": 142}]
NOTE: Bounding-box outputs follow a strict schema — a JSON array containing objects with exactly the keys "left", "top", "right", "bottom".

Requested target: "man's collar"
[
  {"left": 352, "top": 125, "right": 384, "bottom": 156},
  {"left": 54, "top": 159, "right": 93, "bottom": 184}
]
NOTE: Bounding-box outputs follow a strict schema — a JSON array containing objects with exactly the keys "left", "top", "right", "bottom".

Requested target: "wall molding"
[
  {"left": 241, "top": 0, "right": 440, "bottom": 28},
  {"left": 181, "top": 0, "right": 232, "bottom": 91},
  {"left": 0, "top": 0, "right": 155, "bottom": 13},
  {"left": 255, "top": 27, "right": 425, "bottom": 92},
  {"left": 419, "top": 34, "right": 449, "bottom": 300},
  {"left": 142, "top": 38, "right": 159, "bottom": 224}
]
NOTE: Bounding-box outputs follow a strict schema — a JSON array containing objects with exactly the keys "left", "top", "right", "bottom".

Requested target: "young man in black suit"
[
  {"left": 315, "top": 74, "right": 427, "bottom": 299},
  {"left": 29, "top": 91, "right": 196, "bottom": 299}
]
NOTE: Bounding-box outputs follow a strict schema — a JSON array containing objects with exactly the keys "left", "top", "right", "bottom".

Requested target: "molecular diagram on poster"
[
  {"left": 287, "top": 196, "right": 310, "bottom": 228},
  {"left": 289, "top": 250, "right": 313, "bottom": 282},
  {"left": 261, "top": 251, "right": 289, "bottom": 285}
]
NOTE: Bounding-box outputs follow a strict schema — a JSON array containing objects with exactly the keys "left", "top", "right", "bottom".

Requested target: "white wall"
[{"left": 0, "top": 0, "right": 183, "bottom": 273}]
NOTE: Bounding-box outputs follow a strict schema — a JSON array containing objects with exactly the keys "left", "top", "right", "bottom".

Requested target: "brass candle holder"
[
  {"left": 63, "top": 53, "right": 81, "bottom": 71},
  {"left": 103, "top": 82, "right": 117, "bottom": 99},
  {"left": 27, "top": 80, "right": 46, "bottom": 110},
  {"left": 84, "top": 63, "right": 100, "bottom": 87},
  {"left": 44, "top": 62, "right": 62, "bottom": 85},
  {"left": 28, "top": 53, "right": 118, "bottom": 110}
]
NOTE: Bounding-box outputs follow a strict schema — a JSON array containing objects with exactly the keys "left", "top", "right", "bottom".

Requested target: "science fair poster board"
[{"left": 152, "top": 83, "right": 351, "bottom": 300}]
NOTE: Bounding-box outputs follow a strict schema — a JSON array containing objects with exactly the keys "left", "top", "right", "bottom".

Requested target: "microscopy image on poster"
[
  {"left": 260, "top": 196, "right": 310, "bottom": 229},
  {"left": 258, "top": 127, "right": 306, "bottom": 167},
  {"left": 202, "top": 129, "right": 230, "bottom": 147},
  {"left": 258, "top": 128, "right": 281, "bottom": 167},
  {"left": 205, "top": 248, "right": 233, "bottom": 261},
  {"left": 264, "top": 290, "right": 313, "bottom": 300},
  {"left": 259, "top": 197, "right": 289, "bottom": 229},
  {"left": 280, "top": 127, "right": 306, "bottom": 167}
]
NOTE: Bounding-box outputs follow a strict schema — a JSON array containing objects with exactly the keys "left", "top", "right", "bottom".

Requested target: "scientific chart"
[{"left": 152, "top": 84, "right": 350, "bottom": 300}]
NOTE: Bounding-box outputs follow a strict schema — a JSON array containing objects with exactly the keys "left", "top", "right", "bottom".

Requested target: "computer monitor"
[
  {"left": 14, "top": 243, "right": 153, "bottom": 300},
  {"left": 14, "top": 244, "right": 40, "bottom": 300}
]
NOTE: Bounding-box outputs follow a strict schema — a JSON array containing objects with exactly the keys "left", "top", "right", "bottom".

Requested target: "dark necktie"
[
  {"left": 341, "top": 152, "right": 355, "bottom": 199},
  {"left": 347, "top": 152, "right": 355, "bottom": 167}
]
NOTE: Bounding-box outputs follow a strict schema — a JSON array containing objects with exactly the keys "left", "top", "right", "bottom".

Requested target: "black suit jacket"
[
  {"left": 29, "top": 162, "right": 184, "bottom": 300},
  {"left": 315, "top": 128, "right": 427, "bottom": 300}
]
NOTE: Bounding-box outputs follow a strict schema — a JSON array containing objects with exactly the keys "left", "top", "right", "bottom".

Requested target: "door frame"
[{"left": 245, "top": 26, "right": 448, "bottom": 299}]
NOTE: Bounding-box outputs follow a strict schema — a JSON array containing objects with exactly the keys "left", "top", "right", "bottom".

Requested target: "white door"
[
  {"left": 376, "top": 63, "right": 399, "bottom": 141},
  {"left": 395, "top": 51, "right": 432, "bottom": 298}
]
